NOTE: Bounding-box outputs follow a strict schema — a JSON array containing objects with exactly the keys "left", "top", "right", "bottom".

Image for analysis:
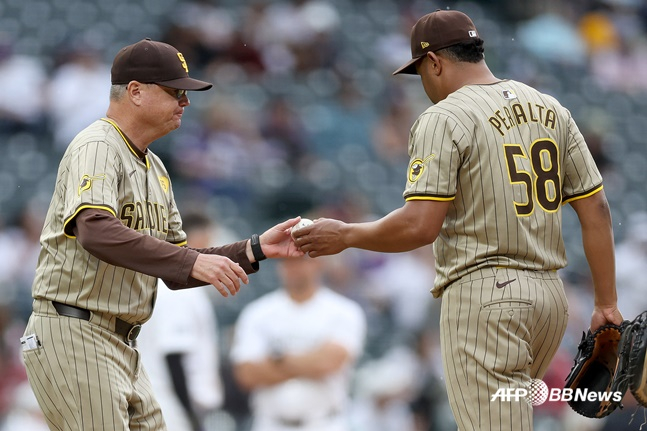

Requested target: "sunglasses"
[{"left": 155, "top": 84, "right": 187, "bottom": 100}]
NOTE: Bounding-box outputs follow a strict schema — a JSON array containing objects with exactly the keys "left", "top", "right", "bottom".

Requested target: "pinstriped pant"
[
  {"left": 440, "top": 267, "right": 568, "bottom": 431},
  {"left": 22, "top": 302, "right": 167, "bottom": 431}
]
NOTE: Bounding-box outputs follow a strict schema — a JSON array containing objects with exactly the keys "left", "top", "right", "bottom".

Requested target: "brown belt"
[{"left": 51, "top": 301, "right": 141, "bottom": 343}]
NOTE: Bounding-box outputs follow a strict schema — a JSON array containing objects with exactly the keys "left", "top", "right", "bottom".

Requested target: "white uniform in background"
[
  {"left": 138, "top": 280, "right": 223, "bottom": 431},
  {"left": 230, "top": 287, "right": 366, "bottom": 431}
]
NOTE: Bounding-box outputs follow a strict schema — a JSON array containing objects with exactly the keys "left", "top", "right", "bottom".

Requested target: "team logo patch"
[
  {"left": 158, "top": 176, "right": 169, "bottom": 193},
  {"left": 78, "top": 174, "right": 105, "bottom": 196},
  {"left": 177, "top": 53, "right": 189, "bottom": 73},
  {"left": 408, "top": 154, "right": 435, "bottom": 183}
]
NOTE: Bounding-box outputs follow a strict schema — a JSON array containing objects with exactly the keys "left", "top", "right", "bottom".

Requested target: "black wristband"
[{"left": 250, "top": 233, "right": 267, "bottom": 262}]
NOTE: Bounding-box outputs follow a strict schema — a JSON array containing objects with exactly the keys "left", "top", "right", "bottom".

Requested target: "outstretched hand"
[
  {"left": 291, "top": 218, "right": 348, "bottom": 257},
  {"left": 259, "top": 217, "right": 305, "bottom": 259}
]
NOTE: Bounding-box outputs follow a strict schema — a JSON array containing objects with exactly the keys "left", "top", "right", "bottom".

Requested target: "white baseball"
[{"left": 291, "top": 218, "right": 313, "bottom": 235}]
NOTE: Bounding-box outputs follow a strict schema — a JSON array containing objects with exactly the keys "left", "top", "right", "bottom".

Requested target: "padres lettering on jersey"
[
  {"left": 403, "top": 80, "right": 603, "bottom": 295},
  {"left": 120, "top": 202, "right": 169, "bottom": 233},
  {"left": 32, "top": 118, "right": 186, "bottom": 324}
]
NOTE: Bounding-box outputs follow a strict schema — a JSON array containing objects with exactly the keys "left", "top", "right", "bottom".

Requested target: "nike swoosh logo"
[
  {"left": 496, "top": 278, "right": 516, "bottom": 289},
  {"left": 129, "top": 170, "right": 136, "bottom": 177}
]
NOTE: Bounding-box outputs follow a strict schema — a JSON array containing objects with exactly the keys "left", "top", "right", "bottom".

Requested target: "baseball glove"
[
  {"left": 564, "top": 323, "right": 626, "bottom": 418},
  {"left": 619, "top": 311, "right": 647, "bottom": 407}
]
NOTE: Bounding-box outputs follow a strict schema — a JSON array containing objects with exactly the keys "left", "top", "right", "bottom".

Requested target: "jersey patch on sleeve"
[
  {"left": 158, "top": 176, "right": 169, "bottom": 194},
  {"left": 408, "top": 154, "right": 436, "bottom": 183},
  {"left": 78, "top": 174, "right": 106, "bottom": 196}
]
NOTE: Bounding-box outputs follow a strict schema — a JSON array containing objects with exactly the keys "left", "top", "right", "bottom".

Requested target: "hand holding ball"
[{"left": 291, "top": 218, "right": 313, "bottom": 236}]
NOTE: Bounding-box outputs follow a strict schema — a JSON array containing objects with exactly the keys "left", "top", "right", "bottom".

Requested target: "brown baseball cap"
[
  {"left": 111, "top": 38, "right": 212, "bottom": 91},
  {"left": 393, "top": 10, "right": 479, "bottom": 75}
]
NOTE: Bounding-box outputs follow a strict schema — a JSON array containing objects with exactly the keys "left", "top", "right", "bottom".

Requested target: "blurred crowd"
[{"left": 1, "top": 0, "right": 647, "bottom": 430}]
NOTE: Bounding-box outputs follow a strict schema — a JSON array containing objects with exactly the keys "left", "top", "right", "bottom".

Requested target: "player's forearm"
[
  {"left": 582, "top": 224, "right": 617, "bottom": 307},
  {"left": 165, "top": 353, "right": 202, "bottom": 430},
  {"left": 233, "top": 343, "right": 350, "bottom": 389},
  {"left": 74, "top": 209, "right": 198, "bottom": 284},
  {"left": 74, "top": 209, "right": 256, "bottom": 288},
  {"left": 233, "top": 360, "right": 296, "bottom": 390},
  {"left": 281, "top": 342, "right": 350, "bottom": 379},
  {"left": 573, "top": 192, "right": 617, "bottom": 307},
  {"left": 345, "top": 220, "right": 428, "bottom": 253},
  {"left": 344, "top": 206, "right": 440, "bottom": 253},
  {"left": 294, "top": 200, "right": 447, "bottom": 257}
]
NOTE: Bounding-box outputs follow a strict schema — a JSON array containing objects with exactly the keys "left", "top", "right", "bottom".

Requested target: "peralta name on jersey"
[{"left": 488, "top": 102, "right": 556, "bottom": 137}]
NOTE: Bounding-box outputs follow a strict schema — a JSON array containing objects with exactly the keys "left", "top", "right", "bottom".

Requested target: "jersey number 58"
[{"left": 503, "top": 139, "right": 561, "bottom": 217}]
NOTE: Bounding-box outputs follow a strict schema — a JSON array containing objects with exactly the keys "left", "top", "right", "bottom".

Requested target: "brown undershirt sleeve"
[{"left": 72, "top": 209, "right": 258, "bottom": 290}]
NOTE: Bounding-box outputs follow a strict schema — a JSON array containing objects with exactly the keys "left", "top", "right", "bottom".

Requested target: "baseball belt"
[{"left": 52, "top": 301, "right": 142, "bottom": 343}]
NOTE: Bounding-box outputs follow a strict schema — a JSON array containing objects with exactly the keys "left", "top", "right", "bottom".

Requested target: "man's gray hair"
[{"left": 109, "top": 84, "right": 128, "bottom": 100}]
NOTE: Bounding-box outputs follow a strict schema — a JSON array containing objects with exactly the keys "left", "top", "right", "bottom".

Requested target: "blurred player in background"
[
  {"left": 230, "top": 255, "right": 366, "bottom": 431},
  {"left": 138, "top": 210, "right": 224, "bottom": 431},
  {"left": 293, "top": 9, "right": 622, "bottom": 431}
]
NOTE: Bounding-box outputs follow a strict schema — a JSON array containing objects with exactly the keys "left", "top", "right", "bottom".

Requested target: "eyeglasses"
[{"left": 154, "top": 84, "right": 187, "bottom": 100}]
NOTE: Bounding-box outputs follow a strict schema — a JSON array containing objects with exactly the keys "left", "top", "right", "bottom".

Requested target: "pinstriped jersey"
[
  {"left": 403, "top": 80, "right": 603, "bottom": 296},
  {"left": 32, "top": 118, "right": 186, "bottom": 324}
]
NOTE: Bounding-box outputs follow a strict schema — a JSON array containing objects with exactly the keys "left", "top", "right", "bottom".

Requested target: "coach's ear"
[{"left": 126, "top": 81, "right": 144, "bottom": 106}]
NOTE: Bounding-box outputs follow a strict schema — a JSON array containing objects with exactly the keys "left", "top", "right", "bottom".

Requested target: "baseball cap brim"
[
  {"left": 392, "top": 55, "right": 424, "bottom": 75},
  {"left": 156, "top": 76, "right": 213, "bottom": 91}
]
